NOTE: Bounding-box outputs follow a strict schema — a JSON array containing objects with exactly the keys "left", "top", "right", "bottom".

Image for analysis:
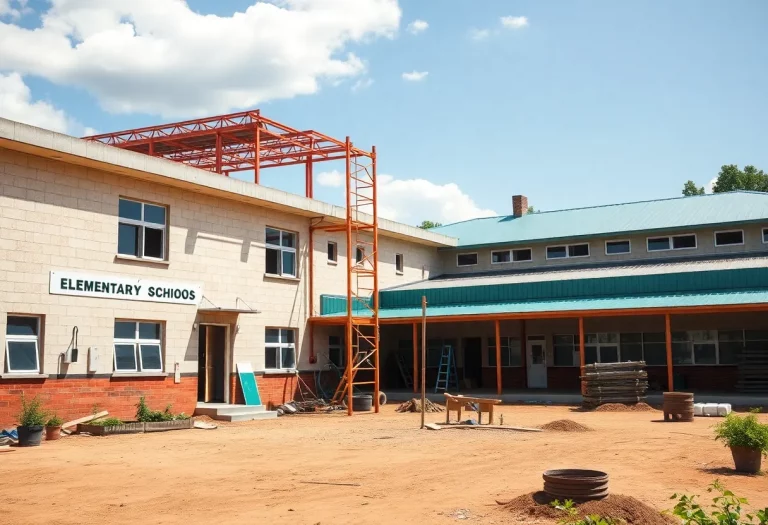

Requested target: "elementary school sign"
[{"left": 50, "top": 271, "right": 202, "bottom": 306}]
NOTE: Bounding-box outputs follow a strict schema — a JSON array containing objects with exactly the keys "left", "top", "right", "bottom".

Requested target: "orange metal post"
[
  {"left": 254, "top": 125, "right": 260, "bottom": 184},
  {"left": 579, "top": 317, "right": 586, "bottom": 395},
  {"left": 305, "top": 139, "right": 314, "bottom": 198},
  {"left": 308, "top": 226, "right": 315, "bottom": 364},
  {"left": 412, "top": 322, "right": 418, "bottom": 393},
  {"left": 520, "top": 319, "right": 527, "bottom": 386},
  {"left": 495, "top": 319, "right": 502, "bottom": 395},
  {"left": 372, "top": 146, "right": 380, "bottom": 413},
  {"left": 665, "top": 313, "right": 673, "bottom": 391},
  {"left": 215, "top": 132, "right": 222, "bottom": 174},
  {"left": 345, "top": 136, "right": 354, "bottom": 416}
]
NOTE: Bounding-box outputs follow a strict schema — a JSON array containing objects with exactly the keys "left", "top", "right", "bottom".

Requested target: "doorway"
[
  {"left": 198, "top": 324, "right": 228, "bottom": 403},
  {"left": 462, "top": 337, "right": 483, "bottom": 389},
  {"left": 526, "top": 336, "right": 548, "bottom": 388}
]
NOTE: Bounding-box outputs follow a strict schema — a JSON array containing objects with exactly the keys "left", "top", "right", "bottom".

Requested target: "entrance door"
[
  {"left": 462, "top": 337, "right": 483, "bottom": 389},
  {"left": 198, "top": 325, "right": 227, "bottom": 403},
  {"left": 526, "top": 337, "right": 547, "bottom": 388}
]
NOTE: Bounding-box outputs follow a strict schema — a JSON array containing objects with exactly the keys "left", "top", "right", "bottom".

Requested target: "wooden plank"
[
  {"left": 62, "top": 410, "right": 108, "bottom": 429},
  {"left": 441, "top": 425, "right": 543, "bottom": 432}
]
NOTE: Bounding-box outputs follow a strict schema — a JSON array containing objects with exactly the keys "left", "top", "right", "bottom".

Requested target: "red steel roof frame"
[{"left": 83, "top": 109, "right": 373, "bottom": 198}]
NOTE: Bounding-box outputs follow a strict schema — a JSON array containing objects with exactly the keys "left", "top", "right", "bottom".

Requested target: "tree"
[
  {"left": 712, "top": 164, "right": 768, "bottom": 193},
  {"left": 418, "top": 220, "right": 442, "bottom": 229},
  {"left": 682, "top": 180, "right": 705, "bottom": 196},
  {"left": 527, "top": 206, "right": 539, "bottom": 214}
]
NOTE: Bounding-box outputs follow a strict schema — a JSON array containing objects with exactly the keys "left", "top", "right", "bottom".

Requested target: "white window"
[
  {"left": 647, "top": 233, "right": 697, "bottom": 252},
  {"left": 491, "top": 250, "right": 511, "bottom": 264},
  {"left": 327, "top": 241, "right": 337, "bottom": 264},
  {"left": 715, "top": 230, "right": 744, "bottom": 247},
  {"left": 584, "top": 333, "right": 620, "bottom": 364},
  {"left": 672, "top": 330, "right": 718, "bottom": 365},
  {"left": 5, "top": 315, "right": 41, "bottom": 373},
  {"left": 395, "top": 253, "right": 404, "bottom": 274},
  {"left": 552, "top": 335, "right": 578, "bottom": 367},
  {"left": 546, "top": 243, "right": 589, "bottom": 260},
  {"left": 265, "top": 328, "right": 296, "bottom": 370},
  {"left": 113, "top": 321, "right": 163, "bottom": 372},
  {"left": 265, "top": 228, "right": 297, "bottom": 277},
  {"left": 118, "top": 198, "right": 167, "bottom": 260},
  {"left": 456, "top": 253, "right": 478, "bottom": 266},
  {"left": 328, "top": 335, "right": 344, "bottom": 368},
  {"left": 763, "top": 228, "right": 768, "bottom": 244},
  {"left": 605, "top": 240, "right": 631, "bottom": 255},
  {"left": 513, "top": 248, "right": 532, "bottom": 262},
  {"left": 487, "top": 337, "right": 522, "bottom": 366}
]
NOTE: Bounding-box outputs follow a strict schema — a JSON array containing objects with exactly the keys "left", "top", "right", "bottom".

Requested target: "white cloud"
[
  {"left": 500, "top": 16, "right": 529, "bottom": 29},
  {"left": 705, "top": 177, "right": 717, "bottom": 193},
  {"left": 0, "top": 0, "right": 401, "bottom": 118},
  {"left": 407, "top": 19, "right": 428, "bottom": 35},
  {"left": 402, "top": 70, "right": 428, "bottom": 82},
  {"left": 351, "top": 77, "right": 374, "bottom": 92},
  {"left": 469, "top": 28, "right": 491, "bottom": 41},
  {"left": 0, "top": 72, "right": 68, "bottom": 132},
  {"left": 0, "top": 0, "right": 28, "bottom": 20},
  {"left": 317, "top": 170, "right": 345, "bottom": 188},
  {"left": 377, "top": 174, "right": 496, "bottom": 224}
]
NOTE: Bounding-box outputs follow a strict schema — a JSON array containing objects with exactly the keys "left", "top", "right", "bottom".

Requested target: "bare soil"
[
  {"left": 3, "top": 405, "right": 767, "bottom": 524},
  {"left": 537, "top": 419, "right": 594, "bottom": 432}
]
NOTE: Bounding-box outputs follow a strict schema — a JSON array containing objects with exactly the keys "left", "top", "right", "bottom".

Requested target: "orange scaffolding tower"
[{"left": 85, "top": 110, "right": 379, "bottom": 415}]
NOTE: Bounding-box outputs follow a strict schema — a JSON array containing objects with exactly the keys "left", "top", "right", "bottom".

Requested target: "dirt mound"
[
  {"left": 594, "top": 402, "right": 657, "bottom": 412},
  {"left": 498, "top": 491, "right": 674, "bottom": 525},
  {"left": 193, "top": 415, "right": 216, "bottom": 423},
  {"left": 538, "top": 419, "right": 593, "bottom": 432},
  {"left": 395, "top": 398, "right": 444, "bottom": 413}
]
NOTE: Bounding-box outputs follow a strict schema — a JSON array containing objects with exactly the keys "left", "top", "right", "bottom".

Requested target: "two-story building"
[{"left": 2, "top": 114, "right": 768, "bottom": 425}]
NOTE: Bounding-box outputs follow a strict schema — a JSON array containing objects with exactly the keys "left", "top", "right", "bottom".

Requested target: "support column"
[
  {"left": 579, "top": 317, "right": 585, "bottom": 395},
  {"left": 308, "top": 226, "right": 316, "bottom": 364},
  {"left": 665, "top": 313, "right": 673, "bottom": 391},
  {"left": 254, "top": 126, "right": 261, "bottom": 184},
  {"left": 215, "top": 132, "right": 222, "bottom": 174},
  {"left": 520, "top": 320, "right": 527, "bottom": 387},
  {"left": 412, "top": 322, "right": 418, "bottom": 393},
  {"left": 495, "top": 319, "right": 502, "bottom": 395}
]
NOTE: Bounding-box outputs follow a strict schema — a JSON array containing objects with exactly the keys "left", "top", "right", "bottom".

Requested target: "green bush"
[
  {"left": 46, "top": 414, "right": 63, "bottom": 427},
  {"left": 714, "top": 411, "right": 768, "bottom": 455},
  {"left": 670, "top": 480, "right": 768, "bottom": 524},
  {"left": 551, "top": 499, "right": 624, "bottom": 525},
  {"left": 135, "top": 396, "right": 187, "bottom": 422},
  {"left": 17, "top": 394, "right": 48, "bottom": 427},
  {"left": 91, "top": 417, "right": 124, "bottom": 427}
]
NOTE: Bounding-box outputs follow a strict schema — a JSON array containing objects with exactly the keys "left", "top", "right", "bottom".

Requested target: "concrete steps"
[{"left": 194, "top": 403, "right": 278, "bottom": 422}]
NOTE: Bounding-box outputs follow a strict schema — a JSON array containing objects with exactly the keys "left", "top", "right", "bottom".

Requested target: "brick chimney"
[{"left": 512, "top": 195, "right": 528, "bottom": 218}]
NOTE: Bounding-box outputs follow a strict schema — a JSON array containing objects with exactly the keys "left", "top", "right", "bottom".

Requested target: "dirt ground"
[{"left": 3, "top": 405, "right": 767, "bottom": 525}]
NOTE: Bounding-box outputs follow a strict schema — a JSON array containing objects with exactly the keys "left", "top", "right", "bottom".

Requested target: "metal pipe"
[
  {"left": 345, "top": 136, "right": 353, "bottom": 416},
  {"left": 579, "top": 317, "right": 586, "bottom": 395},
  {"left": 665, "top": 313, "right": 673, "bottom": 391},
  {"left": 495, "top": 319, "right": 502, "bottom": 395},
  {"left": 412, "top": 322, "right": 418, "bottom": 394},
  {"left": 420, "top": 296, "right": 427, "bottom": 429}
]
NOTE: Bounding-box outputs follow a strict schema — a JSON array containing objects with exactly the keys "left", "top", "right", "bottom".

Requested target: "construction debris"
[
  {"left": 62, "top": 411, "right": 108, "bottom": 430},
  {"left": 581, "top": 361, "right": 648, "bottom": 408},
  {"left": 425, "top": 422, "right": 542, "bottom": 432},
  {"left": 396, "top": 398, "right": 445, "bottom": 413}
]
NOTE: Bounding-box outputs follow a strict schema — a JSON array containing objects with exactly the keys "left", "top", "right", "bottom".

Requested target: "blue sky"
[{"left": 1, "top": 1, "right": 767, "bottom": 225}]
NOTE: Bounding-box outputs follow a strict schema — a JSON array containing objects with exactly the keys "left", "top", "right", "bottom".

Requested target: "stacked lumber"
[
  {"left": 581, "top": 361, "right": 648, "bottom": 408},
  {"left": 395, "top": 398, "right": 445, "bottom": 413}
]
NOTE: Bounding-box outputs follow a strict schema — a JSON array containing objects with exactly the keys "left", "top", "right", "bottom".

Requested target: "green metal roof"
[
  {"left": 430, "top": 191, "right": 768, "bottom": 248},
  {"left": 319, "top": 290, "right": 768, "bottom": 320}
]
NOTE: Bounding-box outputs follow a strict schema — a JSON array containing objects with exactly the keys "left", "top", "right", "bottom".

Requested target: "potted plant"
[
  {"left": 45, "top": 415, "right": 64, "bottom": 441},
  {"left": 714, "top": 410, "right": 768, "bottom": 473},
  {"left": 16, "top": 394, "right": 48, "bottom": 447}
]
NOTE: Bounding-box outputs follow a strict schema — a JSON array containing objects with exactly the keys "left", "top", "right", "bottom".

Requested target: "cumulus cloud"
[
  {"left": 0, "top": 72, "right": 68, "bottom": 132},
  {"left": 705, "top": 177, "right": 717, "bottom": 193},
  {"left": 0, "top": 0, "right": 401, "bottom": 118},
  {"left": 500, "top": 16, "right": 529, "bottom": 29},
  {"left": 468, "top": 28, "right": 491, "bottom": 41},
  {"left": 317, "top": 170, "right": 345, "bottom": 188},
  {"left": 406, "top": 19, "right": 428, "bottom": 34},
  {"left": 351, "top": 77, "right": 374, "bottom": 93},
  {"left": 0, "top": 0, "right": 29, "bottom": 20},
  {"left": 402, "top": 71, "right": 428, "bottom": 82}
]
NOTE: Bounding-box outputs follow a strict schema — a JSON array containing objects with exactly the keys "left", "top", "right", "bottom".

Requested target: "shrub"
[
  {"left": 551, "top": 499, "right": 624, "bottom": 525},
  {"left": 135, "top": 397, "right": 186, "bottom": 422},
  {"left": 669, "top": 480, "right": 768, "bottom": 524},
  {"left": 91, "top": 417, "right": 124, "bottom": 427},
  {"left": 47, "top": 415, "right": 64, "bottom": 427},
  {"left": 714, "top": 411, "right": 768, "bottom": 455},
  {"left": 17, "top": 394, "right": 48, "bottom": 427}
]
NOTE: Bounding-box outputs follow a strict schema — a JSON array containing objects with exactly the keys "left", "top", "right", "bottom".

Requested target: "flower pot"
[
  {"left": 17, "top": 425, "right": 44, "bottom": 447},
  {"left": 45, "top": 426, "right": 62, "bottom": 441},
  {"left": 730, "top": 446, "right": 763, "bottom": 474}
]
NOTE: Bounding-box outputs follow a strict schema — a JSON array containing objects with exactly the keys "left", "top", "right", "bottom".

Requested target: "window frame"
[
  {"left": 265, "top": 328, "right": 297, "bottom": 371},
  {"left": 490, "top": 249, "right": 511, "bottom": 265},
  {"left": 584, "top": 333, "right": 621, "bottom": 365},
  {"left": 512, "top": 247, "right": 533, "bottom": 262},
  {"left": 456, "top": 252, "right": 478, "bottom": 267},
  {"left": 355, "top": 246, "right": 365, "bottom": 265},
  {"left": 551, "top": 334, "right": 579, "bottom": 367},
  {"left": 714, "top": 229, "right": 744, "bottom": 247},
  {"left": 762, "top": 227, "right": 768, "bottom": 244},
  {"left": 113, "top": 320, "right": 163, "bottom": 373},
  {"left": 5, "top": 315, "right": 41, "bottom": 374},
  {"left": 487, "top": 336, "right": 522, "bottom": 367},
  {"left": 646, "top": 233, "right": 697, "bottom": 252},
  {"left": 265, "top": 227, "right": 298, "bottom": 278},
  {"left": 395, "top": 253, "right": 404, "bottom": 274},
  {"left": 545, "top": 243, "right": 590, "bottom": 260},
  {"left": 327, "top": 241, "right": 338, "bottom": 264},
  {"left": 604, "top": 239, "right": 631, "bottom": 255},
  {"left": 117, "top": 197, "right": 168, "bottom": 261},
  {"left": 328, "top": 335, "right": 344, "bottom": 368}
]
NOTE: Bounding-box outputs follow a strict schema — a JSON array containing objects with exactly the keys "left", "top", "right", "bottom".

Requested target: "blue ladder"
[{"left": 434, "top": 344, "right": 459, "bottom": 393}]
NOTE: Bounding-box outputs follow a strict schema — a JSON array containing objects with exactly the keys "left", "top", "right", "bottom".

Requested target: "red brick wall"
[
  {"left": 230, "top": 372, "right": 317, "bottom": 408},
  {"left": 0, "top": 376, "right": 197, "bottom": 428}
]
